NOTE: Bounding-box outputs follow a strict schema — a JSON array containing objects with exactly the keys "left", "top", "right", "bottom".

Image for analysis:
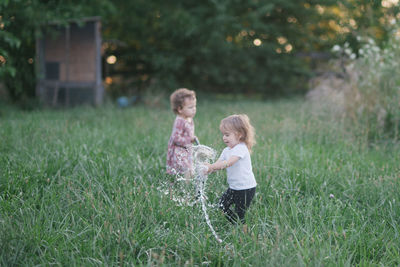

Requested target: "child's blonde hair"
[
  {"left": 220, "top": 114, "right": 256, "bottom": 152},
  {"left": 170, "top": 88, "right": 196, "bottom": 114}
]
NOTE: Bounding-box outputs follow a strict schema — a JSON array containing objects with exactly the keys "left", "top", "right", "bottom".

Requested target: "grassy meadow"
[{"left": 1, "top": 98, "right": 400, "bottom": 266}]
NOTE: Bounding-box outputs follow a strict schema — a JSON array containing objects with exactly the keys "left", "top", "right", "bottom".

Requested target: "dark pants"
[{"left": 219, "top": 187, "right": 256, "bottom": 224}]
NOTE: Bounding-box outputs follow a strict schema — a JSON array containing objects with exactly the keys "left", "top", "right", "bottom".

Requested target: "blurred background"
[{"left": 0, "top": 0, "right": 399, "bottom": 108}]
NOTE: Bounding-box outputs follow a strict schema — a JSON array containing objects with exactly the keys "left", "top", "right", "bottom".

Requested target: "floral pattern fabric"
[{"left": 166, "top": 116, "right": 195, "bottom": 176}]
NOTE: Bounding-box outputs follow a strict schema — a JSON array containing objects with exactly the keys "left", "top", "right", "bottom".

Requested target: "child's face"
[
  {"left": 178, "top": 98, "right": 196, "bottom": 119},
  {"left": 221, "top": 129, "right": 241, "bottom": 148}
]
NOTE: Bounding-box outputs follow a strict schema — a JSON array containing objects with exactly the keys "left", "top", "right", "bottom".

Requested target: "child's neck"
[
  {"left": 178, "top": 115, "right": 192, "bottom": 122},
  {"left": 228, "top": 142, "right": 242, "bottom": 149}
]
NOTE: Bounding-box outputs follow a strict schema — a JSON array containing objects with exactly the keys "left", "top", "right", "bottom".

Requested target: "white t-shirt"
[{"left": 219, "top": 142, "right": 257, "bottom": 190}]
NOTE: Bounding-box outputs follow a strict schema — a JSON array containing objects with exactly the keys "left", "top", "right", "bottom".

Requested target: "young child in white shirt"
[{"left": 205, "top": 114, "right": 256, "bottom": 224}]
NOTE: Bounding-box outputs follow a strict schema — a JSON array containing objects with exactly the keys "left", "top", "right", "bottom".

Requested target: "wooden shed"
[{"left": 36, "top": 17, "right": 103, "bottom": 106}]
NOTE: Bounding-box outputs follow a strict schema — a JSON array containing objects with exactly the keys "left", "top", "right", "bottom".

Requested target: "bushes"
[
  {"left": 309, "top": 33, "right": 400, "bottom": 141},
  {"left": 343, "top": 36, "right": 400, "bottom": 140}
]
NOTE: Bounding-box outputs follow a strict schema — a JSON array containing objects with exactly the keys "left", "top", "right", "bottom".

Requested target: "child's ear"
[{"left": 177, "top": 106, "right": 182, "bottom": 113}]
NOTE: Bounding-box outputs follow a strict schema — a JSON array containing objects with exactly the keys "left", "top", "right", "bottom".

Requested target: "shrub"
[
  {"left": 343, "top": 35, "right": 400, "bottom": 140},
  {"left": 309, "top": 33, "right": 400, "bottom": 141}
]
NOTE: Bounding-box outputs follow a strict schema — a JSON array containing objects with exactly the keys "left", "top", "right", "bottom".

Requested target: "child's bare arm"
[
  {"left": 205, "top": 156, "right": 240, "bottom": 174},
  {"left": 192, "top": 136, "right": 199, "bottom": 145}
]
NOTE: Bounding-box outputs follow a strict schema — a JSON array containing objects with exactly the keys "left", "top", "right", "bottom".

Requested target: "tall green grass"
[{"left": 1, "top": 99, "right": 399, "bottom": 266}]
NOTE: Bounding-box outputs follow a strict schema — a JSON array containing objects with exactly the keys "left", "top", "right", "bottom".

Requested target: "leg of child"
[
  {"left": 233, "top": 187, "right": 256, "bottom": 224},
  {"left": 218, "top": 188, "right": 237, "bottom": 223},
  {"left": 195, "top": 179, "right": 204, "bottom": 201}
]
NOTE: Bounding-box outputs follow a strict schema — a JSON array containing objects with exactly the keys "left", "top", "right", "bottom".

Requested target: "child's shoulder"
[
  {"left": 174, "top": 116, "right": 185, "bottom": 124},
  {"left": 233, "top": 143, "right": 250, "bottom": 154},
  {"left": 173, "top": 116, "right": 193, "bottom": 129},
  {"left": 235, "top": 142, "right": 248, "bottom": 149},
  {"left": 175, "top": 116, "right": 193, "bottom": 125}
]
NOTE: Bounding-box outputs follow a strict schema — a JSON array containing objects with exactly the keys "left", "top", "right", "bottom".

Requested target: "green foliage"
[
  {"left": 333, "top": 34, "right": 400, "bottom": 140},
  {"left": 339, "top": 0, "right": 400, "bottom": 44},
  {"left": 0, "top": 2, "right": 20, "bottom": 80},
  {"left": 1, "top": 99, "right": 400, "bottom": 265},
  {"left": 1, "top": 0, "right": 399, "bottom": 102},
  {"left": 104, "top": 0, "right": 342, "bottom": 95}
]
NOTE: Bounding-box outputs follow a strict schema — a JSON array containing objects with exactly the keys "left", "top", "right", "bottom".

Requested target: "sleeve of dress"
[{"left": 172, "top": 119, "right": 192, "bottom": 147}]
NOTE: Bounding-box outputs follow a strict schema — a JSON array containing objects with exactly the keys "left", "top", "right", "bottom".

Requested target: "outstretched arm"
[{"left": 205, "top": 156, "right": 240, "bottom": 174}]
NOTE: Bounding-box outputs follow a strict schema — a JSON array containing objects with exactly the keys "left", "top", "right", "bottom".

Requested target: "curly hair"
[
  {"left": 220, "top": 114, "right": 256, "bottom": 152},
  {"left": 170, "top": 88, "right": 196, "bottom": 114}
]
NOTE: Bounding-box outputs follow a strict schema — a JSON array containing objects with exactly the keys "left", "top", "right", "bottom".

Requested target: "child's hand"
[
  {"left": 204, "top": 163, "right": 212, "bottom": 174},
  {"left": 193, "top": 136, "right": 199, "bottom": 145}
]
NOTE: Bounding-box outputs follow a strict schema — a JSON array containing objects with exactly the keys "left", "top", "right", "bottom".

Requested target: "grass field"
[{"left": 1, "top": 98, "right": 400, "bottom": 266}]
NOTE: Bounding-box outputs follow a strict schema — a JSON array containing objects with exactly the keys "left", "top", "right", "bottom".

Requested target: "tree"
[
  {"left": 1, "top": 0, "right": 399, "bottom": 103},
  {"left": 103, "top": 0, "right": 343, "bottom": 96}
]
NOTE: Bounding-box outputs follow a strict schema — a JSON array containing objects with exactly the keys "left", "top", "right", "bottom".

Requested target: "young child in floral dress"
[{"left": 166, "top": 88, "right": 197, "bottom": 178}]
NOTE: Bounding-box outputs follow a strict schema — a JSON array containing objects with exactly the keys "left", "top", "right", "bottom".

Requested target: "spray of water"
[
  {"left": 192, "top": 144, "right": 223, "bottom": 243},
  {"left": 158, "top": 142, "right": 226, "bottom": 243}
]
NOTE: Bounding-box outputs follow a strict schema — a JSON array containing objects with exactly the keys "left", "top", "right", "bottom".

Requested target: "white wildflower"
[
  {"left": 368, "top": 38, "right": 375, "bottom": 45},
  {"left": 332, "top": 45, "right": 341, "bottom": 52}
]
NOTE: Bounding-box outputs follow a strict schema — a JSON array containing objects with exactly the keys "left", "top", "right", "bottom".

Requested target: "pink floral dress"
[{"left": 166, "top": 116, "right": 195, "bottom": 176}]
